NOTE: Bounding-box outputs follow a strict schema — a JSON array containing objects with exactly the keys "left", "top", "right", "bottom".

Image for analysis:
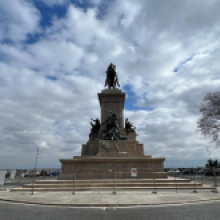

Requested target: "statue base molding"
[{"left": 58, "top": 156, "right": 167, "bottom": 180}]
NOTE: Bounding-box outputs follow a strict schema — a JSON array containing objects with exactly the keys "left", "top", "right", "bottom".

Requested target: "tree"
[
  {"left": 196, "top": 92, "right": 220, "bottom": 147},
  {"left": 206, "top": 159, "right": 218, "bottom": 168}
]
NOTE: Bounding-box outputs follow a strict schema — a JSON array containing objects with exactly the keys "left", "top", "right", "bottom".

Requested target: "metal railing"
[
  {"left": 168, "top": 167, "right": 219, "bottom": 194},
  {"left": 5, "top": 167, "right": 220, "bottom": 194}
]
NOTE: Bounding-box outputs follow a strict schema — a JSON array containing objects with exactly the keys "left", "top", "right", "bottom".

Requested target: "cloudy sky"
[{"left": 1, "top": 0, "right": 220, "bottom": 169}]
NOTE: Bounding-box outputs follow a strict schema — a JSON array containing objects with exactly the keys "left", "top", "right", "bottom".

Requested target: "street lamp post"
[
  {"left": 206, "top": 147, "right": 212, "bottom": 159},
  {"left": 32, "top": 147, "right": 39, "bottom": 195}
]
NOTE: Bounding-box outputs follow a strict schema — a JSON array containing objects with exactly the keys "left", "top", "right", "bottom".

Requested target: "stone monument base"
[
  {"left": 96, "top": 152, "right": 128, "bottom": 157},
  {"left": 58, "top": 156, "right": 167, "bottom": 180}
]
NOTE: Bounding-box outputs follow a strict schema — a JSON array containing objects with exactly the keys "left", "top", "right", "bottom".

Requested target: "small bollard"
[
  {"left": 31, "top": 174, "right": 36, "bottom": 195},
  {"left": 19, "top": 173, "right": 22, "bottom": 186},
  {"left": 72, "top": 168, "right": 77, "bottom": 195},
  {"left": 175, "top": 170, "right": 177, "bottom": 193},
  {"left": 193, "top": 170, "right": 198, "bottom": 193},
  {"left": 212, "top": 168, "right": 218, "bottom": 193},
  {"left": 152, "top": 168, "right": 157, "bottom": 194},
  {"left": 112, "top": 168, "right": 116, "bottom": 194}
]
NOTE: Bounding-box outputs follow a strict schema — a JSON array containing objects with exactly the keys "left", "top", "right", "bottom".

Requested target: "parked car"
[
  {"left": 40, "top": 170, "right": 49, "bottom": 176},
  {"left": 182, "top": 169, "right": 197, "bottom": 175},
  {"left": 5, "top": 172, "right": 10, "bottom": 178},
  {"left": 24, "top": 170, "right": 40, "bottom": 177},
  {"left": 167, "top": 169, "right": 180, "bottom": 175},
  {"left": 198, "top": 169, "right": 207, "bottom": 175},
  {"left": 204, "top": 169, "right": 220, "bottom": 176},
  {"left": 48, "top": 171, "right": 61, "bottom": 176}
]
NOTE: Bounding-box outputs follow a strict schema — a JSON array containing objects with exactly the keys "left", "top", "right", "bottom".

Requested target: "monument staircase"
[{"left": 11, "top": 177, "right": 215, "bottom": 192}]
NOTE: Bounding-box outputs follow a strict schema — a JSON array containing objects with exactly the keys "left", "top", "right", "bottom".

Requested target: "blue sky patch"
[
  {"left": 46, "top": 75, "right": 58, "bottom": 81},
  {"left": 1, "top": 39, "right": 14, "bottom": 45},
  {"left": 123, "top": 85, "right": 155, "bottom": 111},
  {"left": 34, "top": 1, "right": 68, "bottom": 29},
  {"left": 173, "top": 54, "right": 195, "bottom": 73},
  {"left": 123, "top": 84, "right": 137, "bottom": 110},
  {"left": 24, "top": 33, "right": 43, "bottom": 45}
]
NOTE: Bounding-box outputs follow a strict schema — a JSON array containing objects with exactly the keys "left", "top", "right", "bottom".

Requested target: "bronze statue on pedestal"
[
  {"left": 104, "top": 63, "right": 120, "bottom": 89},
  {"left": 125, "top": 118, "right": 136, "bottom": 134},
  {"left": 90, "top": 118, "right": 100, "bottom": 134}
]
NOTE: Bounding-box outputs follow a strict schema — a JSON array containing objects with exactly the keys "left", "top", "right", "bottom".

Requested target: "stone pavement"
[{"left": 0, "top": 188, "right": 220, "bottom": 206}]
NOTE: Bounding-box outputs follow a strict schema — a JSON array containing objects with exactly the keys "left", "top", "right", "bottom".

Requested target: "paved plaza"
[
  {"left": 0, "top": 175, "right": 220, "bottom": 206},
  {"left": 1, "top": 190, "right": 220, "bottom": 206}
]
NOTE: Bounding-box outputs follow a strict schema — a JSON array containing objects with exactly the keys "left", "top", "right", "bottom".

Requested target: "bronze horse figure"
[{"left": 104, "top": 63, "right": 120, "bottom": 89}]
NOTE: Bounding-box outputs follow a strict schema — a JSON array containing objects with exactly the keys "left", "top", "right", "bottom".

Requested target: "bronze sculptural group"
[
  {"left": 101, "top": 111, "right": 126, "bottom": 140},
  {"left": 90, "top": 63, "right": 136, "bottom": 139}
]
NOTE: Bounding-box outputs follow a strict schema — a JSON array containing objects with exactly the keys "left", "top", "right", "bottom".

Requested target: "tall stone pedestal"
[
  {"left": 58, "top": 156, "right": 167, "bottom": 180},
  {"left": 98, "top": 88, "right": 125, "bottom": 128},
  {"left": 58, "top": 88, "right": 167, "bottom": 180}
]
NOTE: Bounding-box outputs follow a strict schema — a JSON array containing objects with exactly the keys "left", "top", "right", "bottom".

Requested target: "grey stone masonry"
[
  {"left": 98, "top": 88, "right": 125, "bottom": 128},
  {"left": 81, "top": 128, "right": 144, "bottom": 157}
]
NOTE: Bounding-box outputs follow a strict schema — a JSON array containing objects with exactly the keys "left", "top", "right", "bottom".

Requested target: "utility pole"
[
  {"left": 32, "top": 147, "right": 39, "bottom": 195},
  {"left": 206, "top": 147, "right": 212, "bottom": 159}
]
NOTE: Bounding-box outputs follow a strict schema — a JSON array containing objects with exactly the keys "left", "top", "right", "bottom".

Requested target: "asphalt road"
[{"left": 0, "top": 200, "right": 220, "bottom": 220}]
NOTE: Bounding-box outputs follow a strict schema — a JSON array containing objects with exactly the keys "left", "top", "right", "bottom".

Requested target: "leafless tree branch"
[{"left": 196, "top": 92, "right": 220, "bottom": 147}]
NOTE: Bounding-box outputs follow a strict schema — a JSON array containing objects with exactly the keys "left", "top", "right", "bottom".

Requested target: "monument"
[
  {"left": 58, "top": 63, "right": 167, "bottom": 180},
  {"left": 10, "top": 63, "right": 215, "bottom": 192}
]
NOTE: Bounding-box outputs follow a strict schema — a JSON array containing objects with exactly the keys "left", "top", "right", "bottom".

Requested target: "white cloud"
[
  {"left": 0, "top": 0, "right": 41, "bottom": 42},
  {"left": 1, "top": 0, "right": 220, "bottom": 168},
  {"left": 36, "top": 140, "right": 49, "bottom": 149}
]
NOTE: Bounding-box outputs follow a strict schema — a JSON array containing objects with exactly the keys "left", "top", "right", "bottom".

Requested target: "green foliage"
[{"left": 206, "top": 159, "right": 218, "bottom": 168}]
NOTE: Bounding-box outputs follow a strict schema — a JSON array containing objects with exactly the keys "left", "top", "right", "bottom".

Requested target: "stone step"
[
  {"left": 22, "top": 183, "right": 203, "bottom": 188},
  {"left": 11, "top": 186, "right": 215, "bottom": 192},
  {"left": 35, "top": 179, "right": 191, "bottom": 184},
  {"left": 58, "top": 173, "right": 168, "bottom": 180},
  {"left": 12, "top": 178, "right": 213, "bottom": 192}
]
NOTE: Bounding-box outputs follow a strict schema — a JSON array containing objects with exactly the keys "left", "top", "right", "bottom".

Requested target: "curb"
[{"left": 1, "top": 197, "right": 220, "bottom": 207}]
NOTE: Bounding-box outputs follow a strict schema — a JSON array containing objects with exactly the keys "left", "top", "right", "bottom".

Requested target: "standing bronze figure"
[
  {"left": 90, "top": 118, "right": 101, "bottom": 134},
  {"left": 104, "top": 63, "right": 120, "bottom": 89},
  {"left": 125, "top": 118, "right": 136, "bottom": 134}
]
